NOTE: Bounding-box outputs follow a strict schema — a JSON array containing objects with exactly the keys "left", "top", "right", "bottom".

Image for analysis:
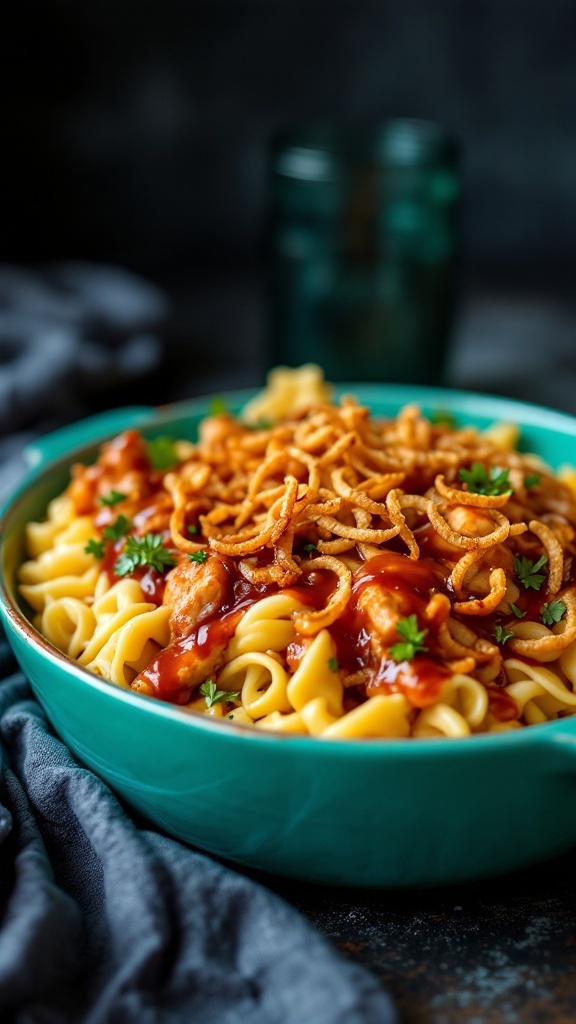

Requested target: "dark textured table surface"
[{"left": 265, "top": 850, "right": 576, "bottom": 1023}]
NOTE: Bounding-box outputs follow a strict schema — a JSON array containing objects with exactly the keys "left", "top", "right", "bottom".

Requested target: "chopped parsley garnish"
[
  {"left": 328, "top": 657, "right": 340, "bottom": 673},
  {"left": 540, "top": 600, "right": 567, "bottom": 627},
  {"left": 114, "top": 533, "right": 175, "bottom": 576},
  {"left": 188, "top": 550, "right": 208, "bottom": 564},
  {"left": 250, "top": 419, "right": 274, "bottom": 430},
  {"left": 524, "top": 473, "right": 541, "bottom": 489},
  {"left": 509, "top": 603, "right": 526, "bottom": 619},
  {"left": 99, "top": 490, "right": 127, "bottom": 507},
  {"left": 430, "top": 409, "right": 457, "bottom": 429},
  {"left": 494, "top": 625, "right": 515, "bottom": 645},
  {"left": 147, "top": 436, "right": 179, "bottom": 471},
  {"left": 209, "top": 396, "right": 228, "bottom": 416},
  {"left": 84, "top": 538, "right": 105, "bottom": 559},
  {"left": 303, "top": 543, "right": 317, "bottom": 553},
  {"left": 187, "top": 524, "right": 199, "bottom": 535},
  {"left": 199, "top": 679, "right": 240, "bottom": 708},
  {"left": 514, "top": 554, "right": 548, "bottom": 591},
  {"left": 103, "top": 515, "right": 131, "bottom": 542},
  {"left": 389, "top": 615, "right": 429, "bottom": 663},
  {"left": 458, "top": 463, "right": 512, "bottom": 497}
]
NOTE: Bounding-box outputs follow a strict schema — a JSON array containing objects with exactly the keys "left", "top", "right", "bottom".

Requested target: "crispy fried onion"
[
  {"left": 452, "top": 568, "right": 508, "bottom": 616},
  {"left": 164, "top": 399, "right": 576, "bottom": 674},
  {"left": 164, "top": 471, "right": 212, "bottom": 554},
  {"left": 293, "top": 556, "right": 352, "bottom": 636},
  {"left": 427, "top": 502, "right": 511, "bottom": 550},
  {"left": 385, "top": 490, "right": 429, "bottom": 558},
  {"left": 508, "top": 587, "right": 576, "bottom": 660},
  {"left": 53, "top": 378, "right": 576, "bottom": 735},
  {"left": 210, "top": 477, "right": 301, "bottom": 555},
  {"left": 527, "top": 519, "right": 564, "bottom": 596},
  {"left": 434, "top": 474, "right": 512, "bottom": 509}
]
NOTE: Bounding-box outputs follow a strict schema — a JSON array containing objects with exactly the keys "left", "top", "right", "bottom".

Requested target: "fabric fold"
[{"left": 0, "top": 636, "right": 396, "bottom": 1024}]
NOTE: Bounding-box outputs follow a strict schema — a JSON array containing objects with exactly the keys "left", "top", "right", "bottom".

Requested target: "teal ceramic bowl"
[{"left": 1, "top": 386, "right": 576, "bottom": 888}]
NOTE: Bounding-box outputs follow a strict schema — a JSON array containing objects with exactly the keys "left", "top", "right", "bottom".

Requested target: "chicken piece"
[
  {"left": 357, "top": 584, "right": 405, "bottom": 659},
  {"left": 68, "top": 430, "right": 152, "bottom": 514},
  {"left": 133, "top": 554, "right": 237, "bottom": 699},
  {"left": 131, "top": 633, "right": 230, "bottom": 700},
  {"left": 445, "top": 505, "right": 498, "bottom": 539},
  {"left": 198, "top": 414, "right": 246, "bottom": 448},
  {"left": 164, "top": 554, "right": 230, "bottom": 641}
]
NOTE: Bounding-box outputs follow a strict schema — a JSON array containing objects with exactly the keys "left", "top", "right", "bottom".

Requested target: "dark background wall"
[{"left": 1, "top": 1, "right": 575, "bottom": 397}]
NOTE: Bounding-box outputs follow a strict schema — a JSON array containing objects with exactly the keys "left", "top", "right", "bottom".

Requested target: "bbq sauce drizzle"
[{"left": 134, "top": 549, "right": 517, "bottom": 721}]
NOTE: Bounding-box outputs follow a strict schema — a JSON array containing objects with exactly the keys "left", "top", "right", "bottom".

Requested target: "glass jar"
[{"left": 268, "top": 120, "right": 461, "bottom": 384}]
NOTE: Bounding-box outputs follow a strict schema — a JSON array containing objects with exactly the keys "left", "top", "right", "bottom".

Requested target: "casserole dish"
[{"left": 1, "top": 385, "right": 576, "bottom": 888}]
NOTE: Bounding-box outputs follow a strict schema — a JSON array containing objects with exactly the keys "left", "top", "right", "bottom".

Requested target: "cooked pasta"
[{"left": 18, "top": 365, "right": 576, "bottom": 739}]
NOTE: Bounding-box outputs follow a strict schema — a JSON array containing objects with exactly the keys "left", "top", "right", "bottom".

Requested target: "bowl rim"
[{"left": 2, "top": 382, "right": 576, "bottom": 757}]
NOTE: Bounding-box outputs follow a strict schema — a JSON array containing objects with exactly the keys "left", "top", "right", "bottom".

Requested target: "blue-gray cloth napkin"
[
  {"left": 0, "top": 262, "right": 166, "bottom": 503},
  {"left": 0, "top": 630, "right": 397, "bottom": 1024}
]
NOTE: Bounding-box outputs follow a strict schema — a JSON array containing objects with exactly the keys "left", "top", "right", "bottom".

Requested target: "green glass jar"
[{"left": 269, "top": 120, "right": 461, "bottom": 384}]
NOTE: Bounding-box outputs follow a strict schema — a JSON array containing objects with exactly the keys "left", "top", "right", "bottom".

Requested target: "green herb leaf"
[
  {"left": 540, "top": 599, "right": 567, "bottom": 626},
  {"left": 147, "top": 436, "right": 179, "bottom": 471},
  {"left": 458, "top": 462, "right": 512, "bottom": 497},
  {"left": 430, "top": 409, "right": 457, "bottom": 429},
  {"left": 494, "top": 625, "right": 515, "bottom": 645},
  {"left": 209, "top": 396, "right": 228, "bottom": 416},
  {"left": 103, "top": 514, "right": 131, "bottom": 542},
  {"left": 114, "top": 552, "right": 138, "bottom": 577},
  {"left": 84, "top": 538, "right": 105, "bottom": 559},
  {"left": 188, "top": 550, "right": 208, "bottom": 564},
  {"left": 509, "top": 603, "right": 526, "bottom": 619},
  {"left": 389, "top": 614, "right": 429, "bottom": 663},
  {"left": 199, "top": 679, "right": 240, "bottom": 708},
  {"left": 187, "top": 524, "right": 199, "bottom": 535},
  {"left": 99, "top": 490, "right": 127, "bottom": 507},
  {"left": 114, "top": 533, "right": 175, "bottom": 576},
  {"left": 514, "top": 554, "right": 548, "bottom": 591},
  {"left": 303, "top": 543, "right": 317, "bottom": 553},
  {"left": 328, "top": 657, "right": 340, "bottom": 673},
  {"left": 250, "top": 419, "right": 274, "bottom": 430},
  {"left": 524, "top": 473, "right": 541, "bottom": 489}
]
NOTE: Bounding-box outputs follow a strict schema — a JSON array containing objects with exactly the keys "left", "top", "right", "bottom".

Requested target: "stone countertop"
[{"left": 266, "top": 847, "right": 576, "bottom": 1023}]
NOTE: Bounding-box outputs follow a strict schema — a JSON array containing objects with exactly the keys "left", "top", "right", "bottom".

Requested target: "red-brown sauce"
[
  {"left": 139, "top": 610, "right": 245, "bottom": 704},
  {"left": 70, "top": 430, "right": 156, "bottom": 514},
  {"left": 328, "top": 551, "right": 451, "bottom": 707},
  {"left": 99, "top": 539, "right": 171, "bottom": 606},
  {"left": 142, "top": 549, "right": 500, "bottom": 709},
  {"left": 365, "top": 655, "right": 451, "bottom": 708},
  {"left": 137, "top": 557, "right": 277, "bottom": 702},
  {"left": 486, "top": 685, "right": 519, "bottom": 723}
]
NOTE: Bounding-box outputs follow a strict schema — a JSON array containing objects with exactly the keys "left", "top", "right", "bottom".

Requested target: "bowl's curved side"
[{"left": 5, "top": 613, "right": 576, "bottom": 888}]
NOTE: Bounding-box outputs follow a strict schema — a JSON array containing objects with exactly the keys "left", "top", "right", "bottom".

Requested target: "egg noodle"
[{"left": 18, "top": 366, "right": 576, "bottom": 739}]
